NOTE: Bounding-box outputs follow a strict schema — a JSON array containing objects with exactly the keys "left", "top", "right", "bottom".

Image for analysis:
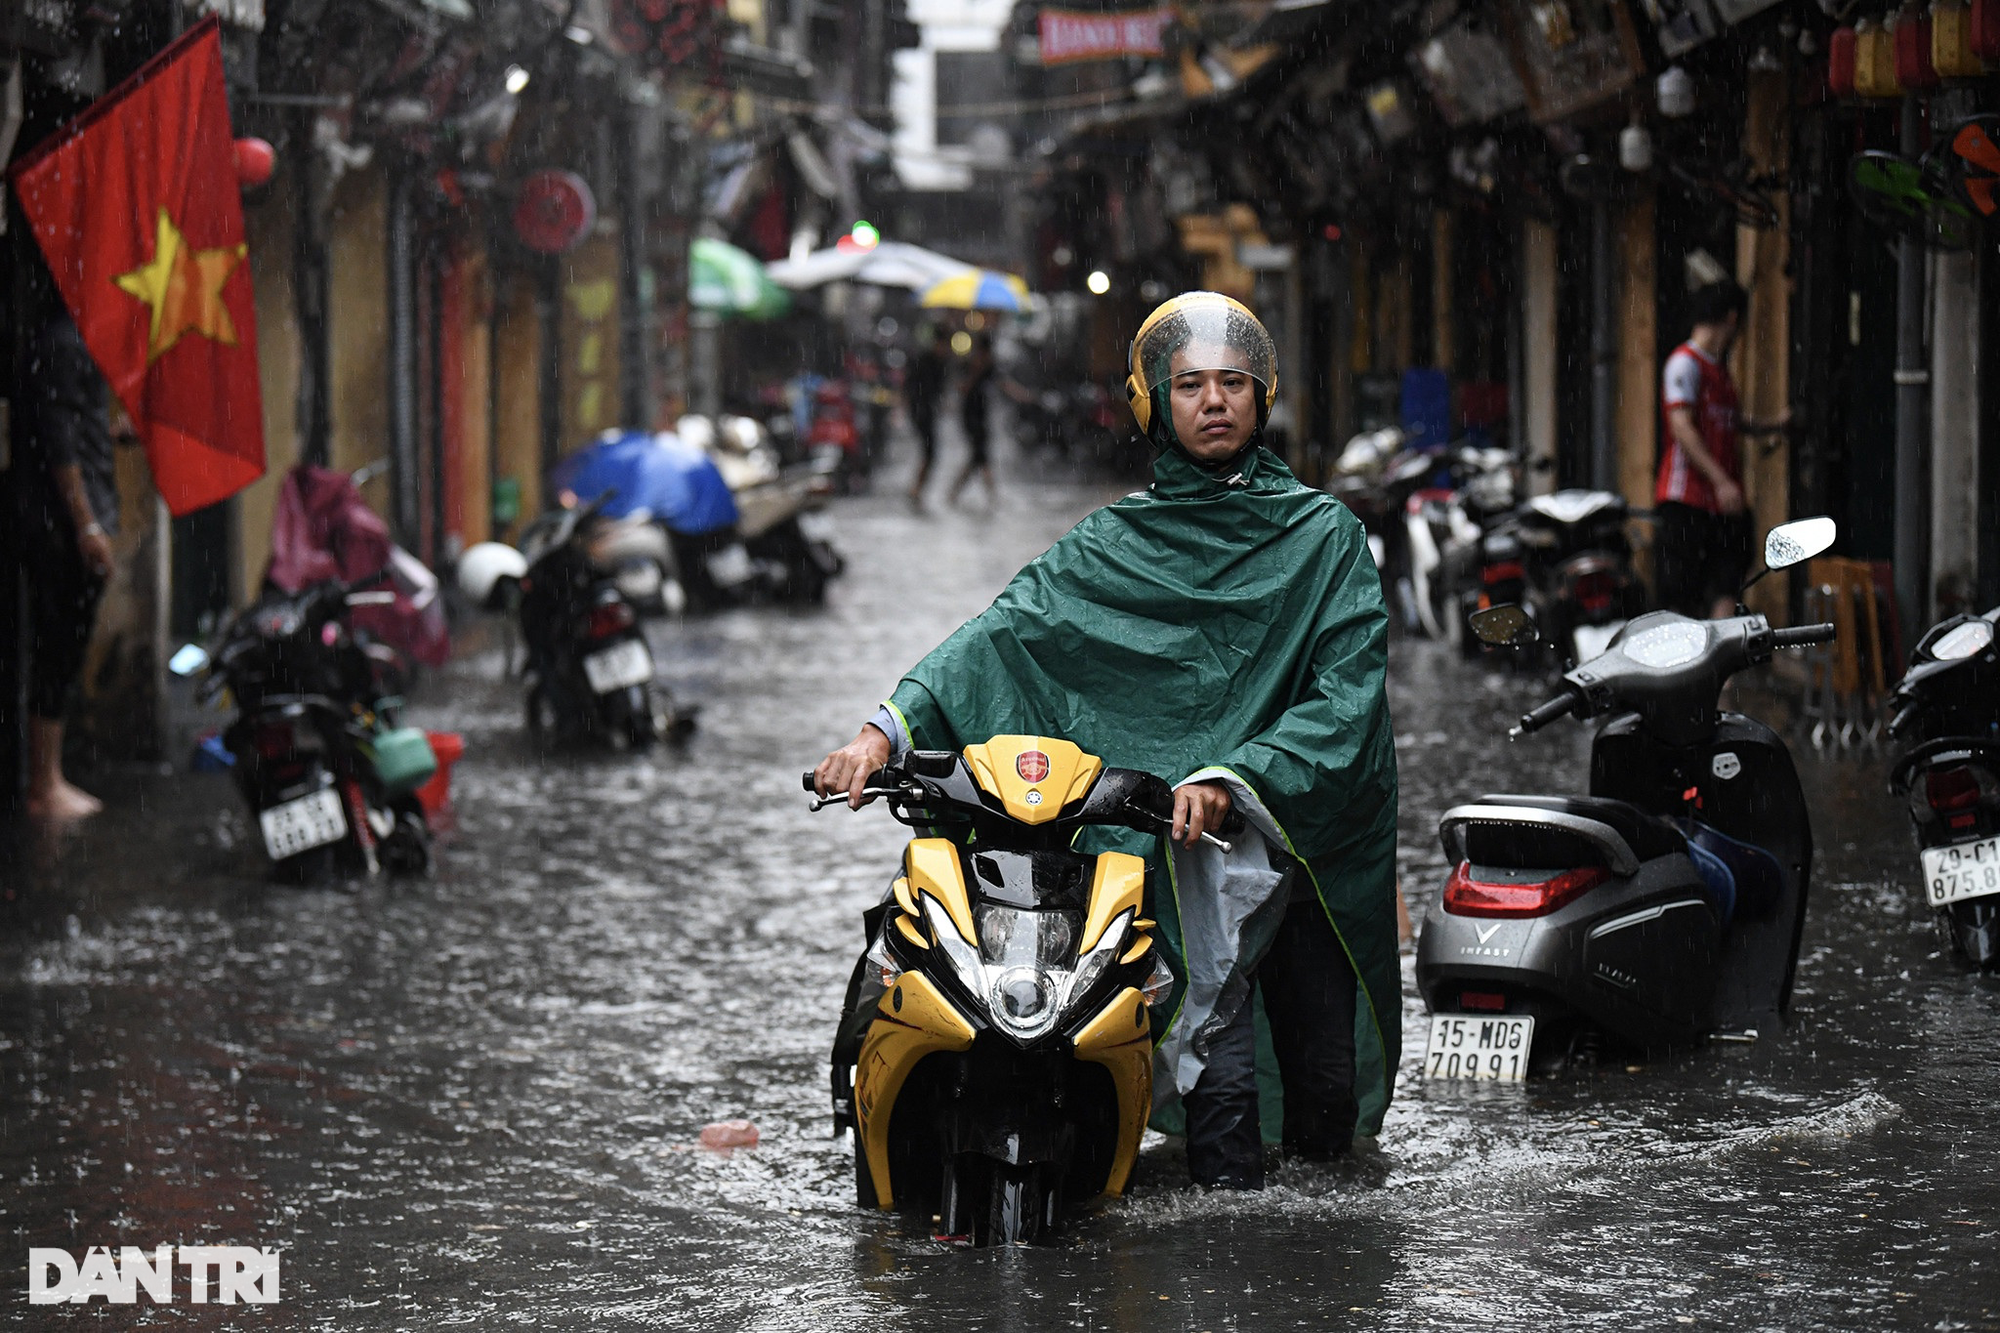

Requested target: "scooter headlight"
[{"left": 923, "top": 897, "right": 1134, "bottom": 1044}]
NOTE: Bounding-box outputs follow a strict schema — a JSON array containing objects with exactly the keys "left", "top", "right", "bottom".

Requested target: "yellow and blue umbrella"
[{"left": 919, "top": 269, "right": 1033, "bottom": 312}]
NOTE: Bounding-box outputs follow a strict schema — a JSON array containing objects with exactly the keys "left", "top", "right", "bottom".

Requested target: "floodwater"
[{"left": 4, "top": 448, "right": 1998, "bottom": 1330}]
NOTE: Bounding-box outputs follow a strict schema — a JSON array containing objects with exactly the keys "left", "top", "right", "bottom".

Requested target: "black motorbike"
[
  {"left": 1513, "top": 489, "right": 1644, "bottom": 669},
  {"left": 516, "top": 497, "right": 684, "bottom": 748},
  {"left": 174, "top": 581, "right": 435, "bottom": 881},
  {"left": 1415, "top": 517, "right": 1838, "bottom": 1076},
  {"left": 1887, "top": 606, "right": 2000, "bottom": 966}
]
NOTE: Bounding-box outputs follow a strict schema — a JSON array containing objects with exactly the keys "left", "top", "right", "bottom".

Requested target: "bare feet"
[{"left": 26, "top": 777, "right": 102, "bottom": 822}]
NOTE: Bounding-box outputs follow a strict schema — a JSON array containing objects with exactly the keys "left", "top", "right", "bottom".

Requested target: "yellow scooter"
[{"left": 808, "top": 735, "right": 1232, "bottom": 1245}]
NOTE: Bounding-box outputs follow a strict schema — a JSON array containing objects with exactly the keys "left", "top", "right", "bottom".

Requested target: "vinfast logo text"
[{"left": 27, "top": 1246, "right": 279, "bottom": 1304}]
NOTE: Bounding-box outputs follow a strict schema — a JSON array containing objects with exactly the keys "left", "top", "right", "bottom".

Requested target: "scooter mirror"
[
  {"left": 167, "top": 643, "right": 210, "bottom": 676},
  {"left": 1763, "top": 516, "right": 1836, "bottom": 570},
  {"left": 1469, "top": 604, "right": 1539, "bottom": 647}
]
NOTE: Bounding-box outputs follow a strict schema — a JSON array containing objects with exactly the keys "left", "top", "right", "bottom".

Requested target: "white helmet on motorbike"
[
  {"left": 457, "top": 541, "right": 527, "bottom": 610},
  {"left": 717, "top": 415, "right": 763, "bottom": 454},
  {"left": 675, "top": 414, "right": 716, "bottom": 452}
]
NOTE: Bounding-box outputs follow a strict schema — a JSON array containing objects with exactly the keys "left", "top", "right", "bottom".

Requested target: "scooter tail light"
[
  {"left": 1443, "top": 861, "right": 1610, "bottom": 918},
  {"left": 1482, "top": 561, "right": 1525, "bottom": 586},
  {"left": 586, "top": 600, "right": 637, "bottom": 638},
  {"left": 254, "top": 723, "right": 297, "bottom": 760},
  {"left": 1925, "top": 765, "right": 1982, "bottom": 814},
  {"left": 1573, "top": 570, "right": 1617, "bottom": 615}
]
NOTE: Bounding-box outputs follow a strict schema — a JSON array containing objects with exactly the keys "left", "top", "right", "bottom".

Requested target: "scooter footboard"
[{"left": 1440, "top": 804, "right": 1641, "bottom": 876}]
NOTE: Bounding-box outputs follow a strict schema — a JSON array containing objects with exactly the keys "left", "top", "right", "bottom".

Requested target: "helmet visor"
[{"left": 1134, "top": 301, "right": 1277, "bottom": 396}]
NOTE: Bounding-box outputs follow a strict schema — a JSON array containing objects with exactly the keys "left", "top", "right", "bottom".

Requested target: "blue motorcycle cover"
[{"left": 549, "top": 430, "right": 739, "bottom": 534}]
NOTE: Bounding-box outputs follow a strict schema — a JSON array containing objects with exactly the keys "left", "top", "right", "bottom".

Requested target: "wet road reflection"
[{"left": 4, "top": 461, "right": 1998, "bottom": 1329}]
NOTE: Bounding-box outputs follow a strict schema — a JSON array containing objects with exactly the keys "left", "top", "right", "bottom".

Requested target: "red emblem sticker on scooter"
[{"left": 1016, "top": 751, "right": 1051, "bottom": 783}]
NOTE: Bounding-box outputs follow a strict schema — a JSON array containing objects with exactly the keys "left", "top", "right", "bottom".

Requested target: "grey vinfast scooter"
[{"left": 1415, "top": 517, "right": 1839, "bottom": 1078}]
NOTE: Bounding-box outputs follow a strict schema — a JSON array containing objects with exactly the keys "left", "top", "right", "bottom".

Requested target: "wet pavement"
[{"left": 5, "top": 442, "right": 2000, "bottom": 1330}]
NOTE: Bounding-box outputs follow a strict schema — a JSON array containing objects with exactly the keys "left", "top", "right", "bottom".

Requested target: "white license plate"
[
  {"left": 259, "top": 788, "right": 346, "bottom": 861},
  {"left": 798, "top": 511, "right": 834, "bottom": 543},
  {"left": 1921, "top": 836, "right": 2000, "bottom": 906},
  {"left": 1424, "top": 1014, "right": 1535, "bottom": 1080},
  {"left": 583, "top": 639, "right": 653, "bottom": 694}
]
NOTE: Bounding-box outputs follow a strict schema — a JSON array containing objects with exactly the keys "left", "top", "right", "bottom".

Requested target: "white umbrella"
[{"left": 766, "top": 240, "right": 976, "bottom": 292}]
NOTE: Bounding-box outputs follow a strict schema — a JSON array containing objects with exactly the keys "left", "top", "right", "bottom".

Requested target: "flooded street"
[{"left": 5, "top": 456, "right": 1999, "bottom": 1331}]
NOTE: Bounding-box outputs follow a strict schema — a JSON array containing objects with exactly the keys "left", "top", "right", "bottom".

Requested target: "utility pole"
[
  {"left": 293, "top": 107, "right": 330, "bottom": 468},
  {"left": 387, "top": 170, "right": 422, "bottom": 549},
  {"left": 1893, "top": 95, "right": 1931, "bottom": 650},
  {"left": 1589, "top": 197, "right": 1617, "bottom": 494},
  {"left": 613, "top": 103, "right": 650, "bottom": 429}
]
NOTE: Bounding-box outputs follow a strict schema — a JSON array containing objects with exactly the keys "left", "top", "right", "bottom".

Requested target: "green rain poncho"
[{"left": 882, "top": 443, "right": 1400, "bottom": 1135}]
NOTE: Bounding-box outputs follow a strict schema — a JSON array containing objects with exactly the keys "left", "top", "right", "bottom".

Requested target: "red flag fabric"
[{"left": 9, "top": 18, "right": 265, "bottom": 517}]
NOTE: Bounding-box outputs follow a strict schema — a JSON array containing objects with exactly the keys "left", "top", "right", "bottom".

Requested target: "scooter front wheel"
[{"left": 982, "top": 1162, "right": 1054, "bottom": 1247}]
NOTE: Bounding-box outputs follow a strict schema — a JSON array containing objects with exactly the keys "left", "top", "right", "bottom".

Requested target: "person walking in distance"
[
  {"left": 948, "top": 334, "right": 999, "bottom": 507},
  {"left": 1654, "top": 280, "right": 1790, "bottom": 619},
  {"left": 904, "top": 325, "right": 949, "bottom": 505}
]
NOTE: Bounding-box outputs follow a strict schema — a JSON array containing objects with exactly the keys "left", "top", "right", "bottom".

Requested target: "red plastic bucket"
[{"left": 415, "top": 731, "right": 465, "bottom": 817}]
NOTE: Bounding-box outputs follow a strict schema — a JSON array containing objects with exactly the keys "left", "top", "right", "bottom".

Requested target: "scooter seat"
[{"left": 1474, "top": 794, "right": 1688, "bottom": 863}]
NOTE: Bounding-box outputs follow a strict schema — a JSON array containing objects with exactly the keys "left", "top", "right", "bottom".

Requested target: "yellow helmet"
[{"left": 1124, "top": 291, "right": 1278, "bottom": 435}]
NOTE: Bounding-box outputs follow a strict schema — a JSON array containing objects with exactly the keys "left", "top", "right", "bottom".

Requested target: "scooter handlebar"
[
  {"left": 1769, "top": 622, "right": 1836, "bottom": 649},
  {"left": 1513, "top": 692, "right": 1576, "bottom": 738}
]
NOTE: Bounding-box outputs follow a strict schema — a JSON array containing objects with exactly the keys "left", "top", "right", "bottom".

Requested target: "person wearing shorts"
[
  {"left": 948, "top": 334, "right": 997, "bottom": 506},
  {"left": 1654, "top": 280, "right": 1789, "bottom": 618},
  {"left": 10, "top": 307, "right": 122, "bottom": 820},
  {"left": 904, "top": 327, "right": 948, "bottom": 503}
]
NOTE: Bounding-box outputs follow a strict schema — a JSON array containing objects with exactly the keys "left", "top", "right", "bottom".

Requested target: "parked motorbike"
[
  {"left": 1414, "top": 517, "right": 1838, "bottom": 1076},
  {"left": 170, "top": 580, "right": 437, "bottom": 881},
  {"left": 473, "top": 495, "right": 684, "bottom": 747},
  {"left": 801, "top": 377, "right": 868, "bottom": 493},
  {"left": 685, "top": 414, "right": 845, "bottom": 604},
  {"left": 1403, "top": 445, "right": 1518, "bottom": 649},
  {"left": 1513, "top": 488, "right": 1643, "bottom": 668},
  {"left": 1011, "top": 380, "right": 1123, "bottom": 468},
  {"left": 1326, "top": 427, "right": 1412, "bottom": 578},
  {"left": 1886, "top": 606, "right": 2000, "bottom": 966},
  {"left": 809, "top": 736, "right": 1215, "bottom": 1246}
]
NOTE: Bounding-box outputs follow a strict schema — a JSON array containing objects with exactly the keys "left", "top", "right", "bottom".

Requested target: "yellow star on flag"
[{"left": 113, "top": 208, "right": 247, "bottom": 364}]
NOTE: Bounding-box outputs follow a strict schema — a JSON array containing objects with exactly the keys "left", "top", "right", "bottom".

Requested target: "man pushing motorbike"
[{"left": 814, "top": 293, "right": 1399, "bottom": 1191}]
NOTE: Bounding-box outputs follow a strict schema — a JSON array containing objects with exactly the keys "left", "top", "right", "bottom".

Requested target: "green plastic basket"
[{"left": 365, "top": 726, "right": 438, "bottom": 798}]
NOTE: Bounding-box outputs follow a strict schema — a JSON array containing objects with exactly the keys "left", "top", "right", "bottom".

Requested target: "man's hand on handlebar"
[
  {"left": 1171, "top": 780, "right": 1233, "bottom": 850},
  {"left": 814, "top": 724, "right": 892, "bottom": 809}
]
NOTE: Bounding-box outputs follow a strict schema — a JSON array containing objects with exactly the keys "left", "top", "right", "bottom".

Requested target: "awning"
[{"left": 691, "top": 237, "right": 791, "bottom": 320}]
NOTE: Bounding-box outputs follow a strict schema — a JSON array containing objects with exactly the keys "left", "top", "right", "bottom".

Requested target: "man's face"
[
  {"left": 1166, "top": 348, "right": 1258, "bottom": 463},
  {"left": 1716, "top": 309, "right": 1741, "bottom": 355}
]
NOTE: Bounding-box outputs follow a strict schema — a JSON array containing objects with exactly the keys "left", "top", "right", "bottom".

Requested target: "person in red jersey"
[{"left": 1655, "top": 279, "right": 1791, "bottom": 619}]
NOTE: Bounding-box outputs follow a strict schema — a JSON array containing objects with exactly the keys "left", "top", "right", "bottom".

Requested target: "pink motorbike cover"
[{"left": 266, "top": 464, "right": 449, "bottom": 667}]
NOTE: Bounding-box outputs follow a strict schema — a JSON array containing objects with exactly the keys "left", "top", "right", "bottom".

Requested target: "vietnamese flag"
[{"left": 9, "top": 17, "right": 264, "bottom": 516}]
